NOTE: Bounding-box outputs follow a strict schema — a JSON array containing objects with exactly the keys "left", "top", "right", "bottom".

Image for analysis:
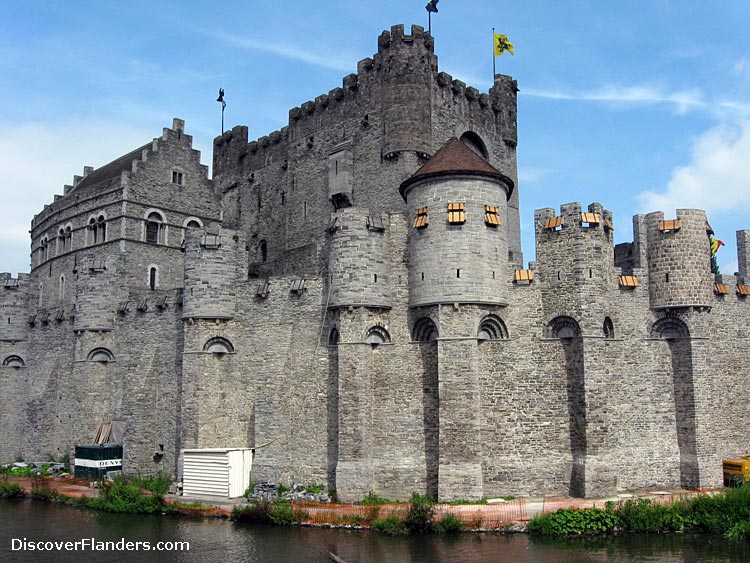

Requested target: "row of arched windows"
[{"left": 35, "top": 211, "right": 204, "bottom": 266}]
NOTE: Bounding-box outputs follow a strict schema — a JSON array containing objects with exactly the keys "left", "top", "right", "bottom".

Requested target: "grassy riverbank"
[{"left": 529, "top": 484, "right": 750, "bottom": 540}]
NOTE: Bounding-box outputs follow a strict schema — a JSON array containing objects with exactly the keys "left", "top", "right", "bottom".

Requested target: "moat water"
[{"left": 2, "top": 499, "right": 750, "bottom": 562}]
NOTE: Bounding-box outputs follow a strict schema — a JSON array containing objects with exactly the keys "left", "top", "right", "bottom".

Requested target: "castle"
[{"left": 2, "top": 24, "right": 749, "bottom": 501}]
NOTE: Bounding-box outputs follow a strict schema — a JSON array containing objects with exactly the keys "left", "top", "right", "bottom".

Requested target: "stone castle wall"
[{"left": 2, "top": 25, "right": 750, "bottom": 502}]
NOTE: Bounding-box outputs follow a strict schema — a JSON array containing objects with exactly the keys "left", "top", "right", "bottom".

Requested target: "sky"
[{"left": 1, "top": 0, "right": 748, "bottom": 276}]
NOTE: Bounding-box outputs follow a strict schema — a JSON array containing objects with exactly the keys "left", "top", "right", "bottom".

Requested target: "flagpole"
[
  {"left": 492, "top": 28, "right": 496, "bottom": 79},
  {"left": 428, "top": 11, "right": 431, "bottom": 34}
]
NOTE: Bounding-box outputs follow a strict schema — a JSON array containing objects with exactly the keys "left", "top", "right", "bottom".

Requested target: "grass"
[
  {"left": 529, "top": 485, "right": 750, "bottom": 540},
  {"left": 87, "top": 477, "right": 173, "bottom": 515}
]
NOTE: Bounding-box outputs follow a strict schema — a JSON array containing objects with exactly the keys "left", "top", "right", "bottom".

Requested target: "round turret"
[
  {"left": 377, "top": 24, "right": 436, "bottom": 159},
  {"left": 327, "top": 208, "right": 391, "bottom": 309},
  {"left": 646, "top": 209, "right": 713, "bottom": 309},
  {"left": 401, "top": 139, "right": 513, "bottom": 307}
]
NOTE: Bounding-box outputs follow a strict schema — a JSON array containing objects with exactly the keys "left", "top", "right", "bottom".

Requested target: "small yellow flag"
[{"left": 494, "top": 33, "right": 514, "bottom": 57}]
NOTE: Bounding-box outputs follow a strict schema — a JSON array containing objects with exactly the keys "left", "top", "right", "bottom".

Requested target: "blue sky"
[{"left": 1, "top": 0, "right": 748, "bottom": 276}]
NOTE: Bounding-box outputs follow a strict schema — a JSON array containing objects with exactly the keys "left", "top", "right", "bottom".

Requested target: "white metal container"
[{"left": 182, "top": 448, "right": 253, "bottom": 498}]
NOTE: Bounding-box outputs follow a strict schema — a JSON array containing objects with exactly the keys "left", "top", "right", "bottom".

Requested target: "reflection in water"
[{"left": 2, "top": 500, "right": 749, "bottom": 563}]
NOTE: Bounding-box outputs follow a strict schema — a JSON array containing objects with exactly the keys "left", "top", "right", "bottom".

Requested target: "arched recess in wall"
[
  {"left": 548, "top": 315, "right": 581, "bottom": 339},
  {"left": 460, "top": 131, "right": 489, "bottom": 161},
  {"left": 365, "top": 325, "right": 390, "bottom": 346},
  {"left": 412, "top": 317, "right": 438, "bottom": 342},
  {"left": 477, "top": 314, "right": 509, "bottom": 341},
  {"left": 328, "top": 327, "right": 340, "bottom": 346},
  {"left": 87, "top": 347, "right": 115, "bottom": 364},
  {"left": 603, "top": 317, "right": 615, "bottom": 339},
  {"left": 259, "top": 240, "right": 268, "bottom": 263},
  {"left": 203, "top": 336, "right": 234, "bottom": 355},
  {"left": 2, "top": 355, "right": 25, "bottom": 368},
  {"left": 649, "top": 316, "right": 690, "bottom": 340}
]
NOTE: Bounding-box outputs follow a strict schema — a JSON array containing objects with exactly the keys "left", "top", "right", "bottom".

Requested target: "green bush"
[
  {"left": 0, "top": 478, "right": 23, "bottom": 499},
  {"left": 371, "top": 515, "right": 408, "bottom": 536},
  {"left": 433, "top": 513, "right": 463, "bottom": 534},
  {"left": 528, "top": 506, "right": 619, "bottom": 536},
  {"left": 30, "top": 478, "right": 57, "bottom": 501},
  {"left": 231, "top": 500, "right": 270, "bottom": 522},
  {"left": 360, "top": 491, "right": 393, "bottom": 505},
  {"left": 87, "top": 478, "right": 170, "bottom": 514},
  {"left": 268, "top": 499, "right": 294, "bottom": 524},
  {"left": 616, "top": 497, "right": 687, "bottom": 533},
  {"left": 128, "top": 472, "right": 171, "bottom": 498},
  {"left": 405, "top": 492, "right": 436, "bottom": 534}
]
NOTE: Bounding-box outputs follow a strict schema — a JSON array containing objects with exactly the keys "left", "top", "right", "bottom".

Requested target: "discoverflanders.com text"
[{"left": 12, "top": 537, "right": 189, "bottom": 552}]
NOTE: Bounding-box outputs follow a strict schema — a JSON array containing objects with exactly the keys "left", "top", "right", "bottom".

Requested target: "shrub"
[
  {"left": 528, "top": 507, "right": 619, "bottom": 536},
  {"left": 30, "top": 478, "right": 57, "bottom": 501},
  {"left": 616, "top": 498, "right": 686, "bottom": 533},
  {"left": 433, "top": 513, "right": 463, "bottom": 534},
  {"left": 360, "top": 491, "right": 393, "bottom": 505},
  {"left": 231, "top": 500, "right": 270, "bottom": 523},
  {"left": 405, "top": 492, "right": 435, "bottom": 534},
  {"left": 128, "top": 472, "right": 171, "bottom": 499},
  {"left": 267, "top": 499, "right": 294, "bottom": 525},
  {"left": 0, "top": 478, "right": 23, "bottom": 499},
  {"left": 87, "top": 478, "right": 170, "bottom": 514},
  {"left": 371, "top": 515, "right": 408, "bottom": 536}
]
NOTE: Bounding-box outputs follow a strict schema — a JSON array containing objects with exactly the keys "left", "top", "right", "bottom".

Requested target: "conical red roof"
[{"left": 399, "top": 138, "right": 512, "bottom": 199}]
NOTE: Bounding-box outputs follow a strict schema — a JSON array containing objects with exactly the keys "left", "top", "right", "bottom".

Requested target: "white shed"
[{"left": 181, "top": 448, "right": 254, "bottom": 498}]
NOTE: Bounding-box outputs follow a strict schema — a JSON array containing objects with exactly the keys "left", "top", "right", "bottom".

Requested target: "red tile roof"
[{"left": 399, "top": 138, "right": 513, "bottom": 199}]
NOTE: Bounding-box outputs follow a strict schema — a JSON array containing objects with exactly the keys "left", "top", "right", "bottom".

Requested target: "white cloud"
[
  {"left": 0, "top": 119, "right": 154, "bottom": 275},
  {"left": 192, "top": 27, "right": 353, "bottom": 73},
  {"left": 637, "top": 121, "right": 750, "bottom": 213},
  {"left": 523, "top": 84, "right": 706, "bottom": 114}
]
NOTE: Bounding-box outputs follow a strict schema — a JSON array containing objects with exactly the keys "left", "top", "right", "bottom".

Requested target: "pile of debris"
[{"left": 246, "top": 482, "right": 331, "bottom": 503}]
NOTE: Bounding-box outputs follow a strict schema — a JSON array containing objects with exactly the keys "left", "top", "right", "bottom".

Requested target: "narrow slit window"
[
  {"left": 484, "top": 205, "right": 500, "bottom": 227},
  {"left": 447, "top": 203, "right": 465, "bottom": 224},
  {"left": 413, "top": 207, "right": 428, "bottom": 229}
]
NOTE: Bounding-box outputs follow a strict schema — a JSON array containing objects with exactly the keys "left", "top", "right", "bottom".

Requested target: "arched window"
[
  {"left": 59, "top": 275, "right": 65, "bottom": 301},
  {"left": 40, "top": 236, "right": 49, "bottom": 261},
  {"left": 478, "top": 314, "right": 509, "bottom": 341},
  {"left": 329, "top": 327, "right": 340, "bottom": 346},
  {"left": 96, "top": 215, "right": 107, "bottom": 243},
  {"left": 185, "top": 219, "right": 202, "bottom": 229},
  {"left": 38, "top": 282, "right": 43, "bottom": 306},
  {"left": 2, "top": 355, "right": 25, "bottom": 368},
  {"left": 460, "top": 131, "right": 489, "bottom": 160},
  {"left": 603, "top": 317, "right": 615, "bottom": 339},
  {"left": 57, "top": 228, "right": 66, "bottom": 254},
  {"left": 149, "top": 266, "right": 158, "bottom": 290},
  {"left": 203, "top": 337, "right": 234, "bottom": 355},
  {"left": 145, "top": 211, "right": 166, "bottom": 244},
  {"left": 365, "top": 325, "right": 390, "bottom": 346},
  {"left": 548, "top": 316, "right": 581, "bottom": 339},
  {"left": 412, "top": 317, "right": 438, "bottom": 342},
  {"left": 87, "top": 217, "right": 97, "bottom": 245},
  {"left": 87, "top": 347, "right": 115, "bottom": 363},
  {"left": 259, "top": 240, "right": 268, "bottom": 263},
  {"left": 64, "top": 225, "right": 72, "bottom": 252}
]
